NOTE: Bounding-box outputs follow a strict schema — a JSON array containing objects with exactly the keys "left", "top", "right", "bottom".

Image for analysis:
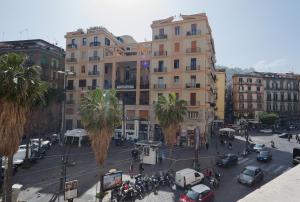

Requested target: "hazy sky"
[{"left": 1, "top": 0, "right": 299, "bottom": 72}]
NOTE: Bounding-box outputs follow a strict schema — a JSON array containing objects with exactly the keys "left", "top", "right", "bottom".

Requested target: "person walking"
[
  {"left": 139, "top": 162, "right": 144, "bottom": 174},
  {"left": 205, "top": 142, "right": 209, "bottom": 150},
  {"left": 228, "top": 142, "right": 232, "bottom": 150},
  {"left": 129, "top": 163, "right": 134, "bottom": 178}
]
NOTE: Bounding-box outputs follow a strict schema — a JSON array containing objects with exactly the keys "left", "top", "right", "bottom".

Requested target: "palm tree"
[
  {"left": 79, "top": 89, "right": 121, "bottom": 199},
  {"left": 0, "top": 53, "right": 48, "bottom": 202},
  {"left": 155, "top": 93, "right": 187, "bottom": 159}
]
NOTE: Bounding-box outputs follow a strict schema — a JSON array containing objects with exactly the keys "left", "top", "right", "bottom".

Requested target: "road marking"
[
  {"left": 238, "top": 158, "right": 249, "bottom": 164},
  {"left": 273, "top": 165, "right": 285, "bottom": 174},
  {"left": 243, "top": 159, "right": 256, "bottom": 165},
  {"left": 262, "top": 164, "right": 278, "bottom": 172}
]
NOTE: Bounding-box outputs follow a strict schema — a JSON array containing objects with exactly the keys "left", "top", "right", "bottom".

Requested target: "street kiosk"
[{"left": 135, "top": 140, "right": 162, "bottom": 165}]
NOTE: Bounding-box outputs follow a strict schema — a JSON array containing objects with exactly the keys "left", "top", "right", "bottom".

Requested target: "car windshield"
[
  {"left": 255, "top": 144, "right": 263, "bottom": 148},
  {"left": 186, "top": 190, "right": 199, "bottom": 200},
  {"left": 260, "top": 151, "right": 268, "bottom": 156},
  {"left": 242, "top": 168, "right": 255, "bottom": 177}
]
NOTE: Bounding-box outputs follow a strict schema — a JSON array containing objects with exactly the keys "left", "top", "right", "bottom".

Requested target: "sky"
[{"left": 0, "top": 0, "right": 299, "bottom": 73}]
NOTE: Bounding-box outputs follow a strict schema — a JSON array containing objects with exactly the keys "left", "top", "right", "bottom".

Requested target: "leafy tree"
[
  {"left": 0, "top": 53, "right": 48, "bottom": 202},
  {"left": 259, "top": 112, "right": 279, "bottom": 125},
  {"left": 155, "top": 93, "right": 187, "bottom": 158},
  {"left": 79, "top": 89, "right": 121, "bottom": 199}
]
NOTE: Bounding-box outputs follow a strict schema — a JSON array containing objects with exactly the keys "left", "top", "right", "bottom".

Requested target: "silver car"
[{"left": 238, "top": 166, "right": 263, "bottom": 186}]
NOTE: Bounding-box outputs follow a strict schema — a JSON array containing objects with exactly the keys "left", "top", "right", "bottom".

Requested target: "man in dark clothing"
[
  {"left": 139, "top": 162, "right": 144, "bottom": 174},
  {"left": 205, "top": 142, "right": 209, "bottom": 150}
]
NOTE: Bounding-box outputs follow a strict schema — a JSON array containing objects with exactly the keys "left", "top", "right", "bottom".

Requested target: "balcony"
[
  {"left": 154, "top": 34, "right": 168, "bottom": 40},
  {"left": 88, "top": 86, "right": 99, "bottom": 90},
  {"left": 124, "top": 51, "right": 138, "bottom": 56},
  {"left": 187, "top": 101, "right": 201, "bottom": 106},
  {"left": 186, "top": 65, "right": 201, "bottom": 71},
  {"left": 67, "top": 44, "right": 77, "bottom": 49},
  {"left": 68, "top": 71, "right": 76, "bottom": 77},
  {"left": 88, "top": 71, "right": 100, "bottom": 76},
  {"left": 89, "top": 56, "right": 100, "bottom": 62},
  {"left": 66, "top": 100, "right": 75, "bottom": 104},
  {"left": 140, "top": 83, "right": 149, "bottom": 89},
  {"left": 66, "top": 86, "right": 75, "bottom": 91},
  {"left": 186, "top": 30, "right": 201, "bottom": 36},
  {"left": 115, "top": 81, "right": 136, "bottom": 89},
  {"left": 104, "top": 83, "right": 112, "bottom": 89},
  {"left": 153, "top": 51, "right": 167, "bottom": 56},
  {"left": 154, "top": 67, "right": 167, "bottom": 73},
  {"left": 66, "top": 58, "right": 77, "bottom": 63},
  {"left": 153, "top": 84, "right": 166, "bottom": 89},
  {"left": 186, "top": 47, "right": 201, "bottom": 53},
  {"left": 89, "top": 42, "right": 101, "bottom": 47},
  {"left": 186, "top": 83, "right": 200, "bottom": 89}
]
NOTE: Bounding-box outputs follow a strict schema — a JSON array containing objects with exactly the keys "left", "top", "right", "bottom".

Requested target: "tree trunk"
[
  {"left": 22, "top": 135, "right": 31, "bottom": 169},
  {"left": 98, "top": 166, "right": 104, "bottom": 202},
  {"left": 3, "top": 155, "right": 13, "bottom": 202}
]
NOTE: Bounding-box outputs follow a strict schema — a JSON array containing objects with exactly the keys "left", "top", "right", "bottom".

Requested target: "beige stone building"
[
  {"left": 215, "top": 69, "right": 226, "bottom": 120},
  {"left": 64, "top": 13, "right": 216, "bottom": 146}
]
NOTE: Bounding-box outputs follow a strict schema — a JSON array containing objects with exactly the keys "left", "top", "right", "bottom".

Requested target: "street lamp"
[{"left": 56, "top": 69, "right": 74, "bottom": 193}]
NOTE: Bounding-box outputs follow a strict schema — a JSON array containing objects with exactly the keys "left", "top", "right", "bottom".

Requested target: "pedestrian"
[
  {"left": 228, "top": 142, "right": 232, "bottom": 150},
  {"left": 205, "top": 142, "right": 209, "bottom": 150},
  {"left": 288, "top": 134, "right": 291, "bottom": 141},
  {"left": 129, "top": 163, "right": 134, "bottom": 178},
  {"left": 139, "top": 162, "right": 144, "bottom": 174}
]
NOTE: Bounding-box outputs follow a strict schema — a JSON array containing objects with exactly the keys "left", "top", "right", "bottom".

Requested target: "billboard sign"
[
  {"left": 64, "top": 180, "right": 78, "bottom": 200},
  {"left": 102, "top": 171, "right": 123, "bottom": 192}
]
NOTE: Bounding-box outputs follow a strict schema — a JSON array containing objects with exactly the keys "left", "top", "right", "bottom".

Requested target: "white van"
[{"left": 175, "top": 168, "right": 204, "bottom": 188}]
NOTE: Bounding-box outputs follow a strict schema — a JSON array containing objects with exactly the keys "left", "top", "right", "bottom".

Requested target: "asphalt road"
[{"left": 12, "top": 131, "right": 300, "bottom": 202}]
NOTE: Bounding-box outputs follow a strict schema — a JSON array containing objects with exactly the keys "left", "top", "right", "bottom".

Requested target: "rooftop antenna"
[{"left": 19, "top": 28, "right": 28, "bottom": 40}]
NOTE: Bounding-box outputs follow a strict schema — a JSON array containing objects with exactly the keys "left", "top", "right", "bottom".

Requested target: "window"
[
  {"left": 66, "top": 119, "right": 73, "bottom": 130},
  {"left": 79, "top": 79, "right": 86, "bottom": 87},
  {"left": 105, "top": 65, "right": 109, "bottom": 74},
  {"left": 67, "top": 80, "right": 74, "bottom": 89},
  {"left": 174, "top": 59, "right": 179, "bottom": 69},
  {"left": 81, "top": 65, "right": 85, "bottom": 73},
  {"left": 191, "top": 75, "right": 196, "bottom": 83},
  {"left": 82, "top": 38, "right": 87, "bottom": 46},
  {"left": 175, "top": 93, "right": 179, "bottom": 100},
  {"left": 77, "top": 120, "right": 82, "bottom": 128},
  {"left": 71, "top": 52, "right": 75, "bottom": 58},
  {"left": 158, "top": 93, "right": 163, "bottom": 97},
  {"left": 175, "top": 26, "right": 180, "bottom": 35},
  {"left": 190, "top": 93, "right": 196, "bottom": 106},
  {"left": 191, "top": 58, "right": 196, "bottom": 68},
  {"left": 93, "top": 65, "right": 98, "bottom": 72},
  {"left": 174, "top": 76, "right": 179, "bottom": 84},
  {"left": 158, "top": 77, "right": 164, "bottom": 84},
  {"left": 159, "top": 28, "right": 164, "bottom": 35},
  {"left": 158, "top": 61, "right": 164, "bottom": 69},
  {"left": 281, "top": 93, "right": 284, "bottom": 101},
  {"left": 66, "top": 108, "right": 74, "bottom": 115},
  {"left": 239, "top": 78, "right": 243, "bottom": 83},
  {"left": 256, "top": 86, "right": 260, "bottom": 91},
  {"left": 93, "top": 50, "right": 98, "bottom": 56},
  {"left": 92, "top": 79, "right": 97, "bottom": 87},
  {"left": 257, "top": 79, "right": 261, "bottom": 84},
  {"left": 70, "top": 66, "right": 74, "bottom": 72},
  {"left": 247, "top": 78, "right": 252, "bottom": 83},
  {"left": 247, "top": 86, "right": 251, "bottom": 91},
  {"left": 267, "top": 93, "right": 271, "bottom": 101},
  {"left": 191, "top": 24, "right": 197, "bottom": 33},
  {"left": 93, "top": 36, "right": 98, "bottom": 42},
  {"left": 71, "top": 39, "right": 75, "bottom": 44},
  {"left": 174, "top": 43, "right": 180, "bottom": 52},
  {"left": 105, "top": 38, "right": 110, "bottom": 46}
]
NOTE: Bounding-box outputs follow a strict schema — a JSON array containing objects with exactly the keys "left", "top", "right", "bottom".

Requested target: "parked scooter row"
[{"left": 111, "top": 172, "right": 175, "bottom": 202}]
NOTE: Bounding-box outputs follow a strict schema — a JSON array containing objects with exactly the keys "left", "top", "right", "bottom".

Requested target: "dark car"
[
  {"left": 278, "top": 133, "right": 292, "bottom": 139},
  {"left": 216, "top": 154, "right": 238, "bottom": 168},
  {"left": 238, "top": 166, "right": 263, "bottom": 186},
  {"left": 257, "top": 150, "right": 272, "bottom": 162}
]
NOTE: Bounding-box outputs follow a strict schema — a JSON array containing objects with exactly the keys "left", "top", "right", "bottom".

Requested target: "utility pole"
[
  {"left": 122, "top": 96, "right": 126, "bottom": 141},
  {"left": 194, "top": 127, "right": 200, "bottom": 169}
]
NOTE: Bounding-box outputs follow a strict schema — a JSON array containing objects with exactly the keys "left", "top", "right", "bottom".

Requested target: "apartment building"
[
  {"left": 64, "top": 13, "right": 216, "bottom": 146},
  {"left": 233, "top": 72, "right": 300, "bottom": 123},
  {"left": 232, "top": 72, "right": 264, "bottom": 119},
  {"left": 215, "top": 69, "right": 226, "bottom": 120}
]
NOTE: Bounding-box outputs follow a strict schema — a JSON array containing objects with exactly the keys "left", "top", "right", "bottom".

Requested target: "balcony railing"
[
  {"left": 153, "top": 84, "right": 166, "bottom": 89},
  {"left": 187, "top": 101, "right": 201, "bottom": 106},
  {"left": 88, "top": 71, "right": 100, "bottom": 76},
  {"left": 116, "top": 81, "right": 136, "bottom": 89},
  {"left": 186, "top": 47, "right": 201, "bottom": 53},
  {"left": 186, "top": 83, "right": 200, "bottom": 88},
  {"left": 186, "top": 30, "right": 201, "bottom": 36},
  {"left": 124, "top": 52, "right": 138, "bottom": 56},
  {"left": 66, "top": 86, "right": 75, "bottom": 91},
  {"left": 140, "top": 83, "right": 149, "bottom": 89},
  {"left": 66, "top": 100, "right": 75, "bottom": 104},
  {"left": 154, "top": 67, "right": 167, "bottom": 73},
  {"left": 89, "top": 56, "right": 100, "bottom": 62},
  {"left": 88, "top": 86, "right": 99, "bottom": 90},
  {"left": 153, "top": 51, "right": 167, "bottom": 56},
  {"left": 89, "top": 42, "right": 101, "bottom": 47},
  {"left": 67, "top": 44, "right": 77, "bottom": 49},
  {"left": 186, "top": 65, "right": 201, "bottom": 71},
  {"left": 154, "top": 34, "right": 168, "bottom": 40},
  {"left": 66, "top": 58, "right": 77, "bottom": 63}
]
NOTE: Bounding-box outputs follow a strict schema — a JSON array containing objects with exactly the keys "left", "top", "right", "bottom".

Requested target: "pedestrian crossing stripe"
[
  {"left": 238, "top": 158, "right": 249, "bottom": 164},
  {"left": 262, "top": 164, "right": 278, "bottom": 172},
  {"left": 273, "top": 165, "right": 285, "bottom": 174}
]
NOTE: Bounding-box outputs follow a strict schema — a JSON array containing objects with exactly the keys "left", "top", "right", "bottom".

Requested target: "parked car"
[
  {"left": 259, "top": 129, "right": 272, "bottom": 133},
  {"left": 175, "top": 168, "right": 204, "bottom": 188},
  {"left": 293, "top": 148, "right": 300, "bottom": 165},
  {"left": 278, "top": 133, "right": 293, "bottom": 139},
  {"left": 216, "top": 154, "right": 238, "bottom": 168},
  {"left": 253, "top": 144, "right": 265, "bottom": 153},
  {"left": 179, "top": 184, "right": 214, "bottom": 202},
  {"left": 30, "top": 138, "right": 51, "bottom": 150},
  {"left": 257, "top": 150, "right": 272, "bottom": 162},
  {"left": 238, "top": 166, "right": 263, "bottom": 186}
]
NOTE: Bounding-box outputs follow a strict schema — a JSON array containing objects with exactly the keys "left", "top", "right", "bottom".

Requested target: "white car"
[
  {"left": 259, "top": 129, "right": 272, "bottom": 133},
  {"left": 175, "top": 168, "right": 204, "bottom": 188},
  {"left": 253, "top": 144, "right": 266, "bottom": 153}
]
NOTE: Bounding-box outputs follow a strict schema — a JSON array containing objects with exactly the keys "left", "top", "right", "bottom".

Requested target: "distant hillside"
[{"left": 216, "top": 66, "right": 255, "bottom": 81}]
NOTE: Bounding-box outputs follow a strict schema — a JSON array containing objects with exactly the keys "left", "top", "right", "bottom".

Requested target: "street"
[{"left": 13, "top": 131, "right": 299, "bottom": 202}]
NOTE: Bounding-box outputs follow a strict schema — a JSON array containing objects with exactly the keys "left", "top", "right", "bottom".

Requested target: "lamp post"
[{"left": 56, "top": 70, "right": 74, "bottom": 194}]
